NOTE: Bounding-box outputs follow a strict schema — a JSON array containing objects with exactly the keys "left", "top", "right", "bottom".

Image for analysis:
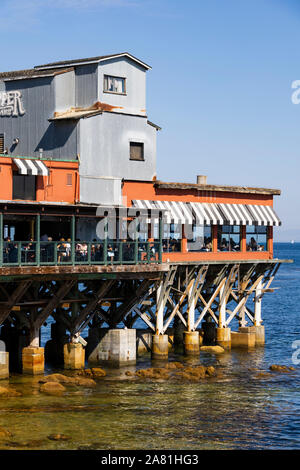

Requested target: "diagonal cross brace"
[
  {"left": 35, "top": 280, "right": 76, "bottom": 330},
  {"left": 72, "top": 280, "right": 116, "bottom": 335},
  {"left": 0, "top": 280, "right": 32, "bottom": 325}
]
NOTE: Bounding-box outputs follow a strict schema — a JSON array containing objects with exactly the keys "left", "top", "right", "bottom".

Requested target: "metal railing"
[{"left": 0, "top": 240, "right": 162, "bottom": 267}]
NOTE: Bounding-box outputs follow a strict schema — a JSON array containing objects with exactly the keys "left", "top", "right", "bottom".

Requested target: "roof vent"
[{"left": 197, "top": 175, "right": 207, "bottom": 185}]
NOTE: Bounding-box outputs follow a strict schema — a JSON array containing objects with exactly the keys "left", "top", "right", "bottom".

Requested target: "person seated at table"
[
  {"left": 249, "top": 237, "right": 257, "bottom": 251},
  {"left": 8, "top": 240, "right": 18, "bottom": 263},
  {"left": 45, "top": 236, "right": 54, "bottom": 262},
  {"left": 57, "top": 238, "right": 68, "bottom": 263},
  {"left": 107, "top": 244, "right": 114, "bottom": 263},
  {"left": 206, "top": 240, "right": 212, "bottom": 251},
  {"left": 24, "top": 238, "right": 35, "bottom": 262},
  {"left": 94, "top": 243, "right": 103, "bottom": 261},
  {"left": 65, "top": 238, "right": 71, "bottom": 260},
  {"left": 123, "top": 243, "right": 133, "bottom": 261},
  {"left": 220, "top": 238, "right": 228, "bottom": 251}
]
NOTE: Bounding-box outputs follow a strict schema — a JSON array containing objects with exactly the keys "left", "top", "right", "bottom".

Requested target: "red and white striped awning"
[
  {"left": 132, "top": 200, "right": 281, "bottom": 226},
  {"left": 13, "top": 158, "right": 49, "bottom": 176}
]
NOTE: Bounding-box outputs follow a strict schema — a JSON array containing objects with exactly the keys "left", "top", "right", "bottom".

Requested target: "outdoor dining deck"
[{"left": 0, "top": 239, "right": 162, "bottom": 267}]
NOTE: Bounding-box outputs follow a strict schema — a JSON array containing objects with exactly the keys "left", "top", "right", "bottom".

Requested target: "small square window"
[
  {"left": 130, "top": 142, "right": 144, "bottom": 161},
  {"left": 104, "top": 75, "right": 126, "bottom": 94},
  {"left": 66, "top": 173, "right": 72, "bottom": 186}
]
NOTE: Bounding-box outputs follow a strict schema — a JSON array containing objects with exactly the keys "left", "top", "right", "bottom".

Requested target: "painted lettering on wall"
[{"left": 0, "top": 91, "right": 25, "bottom": 117}]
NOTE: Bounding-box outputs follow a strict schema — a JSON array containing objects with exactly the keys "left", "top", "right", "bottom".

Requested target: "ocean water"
[{"left": 0, "top": 242, "right": 299, "bottom": 450}]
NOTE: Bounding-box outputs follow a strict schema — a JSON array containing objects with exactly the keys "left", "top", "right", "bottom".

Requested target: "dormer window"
[{"left": 104, "top": 75, "right": 126, "bottom": 94}]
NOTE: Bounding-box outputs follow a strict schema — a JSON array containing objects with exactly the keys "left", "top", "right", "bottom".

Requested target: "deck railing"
[{"left": 0, "top": 240, "right": 162, "bottom": 267}]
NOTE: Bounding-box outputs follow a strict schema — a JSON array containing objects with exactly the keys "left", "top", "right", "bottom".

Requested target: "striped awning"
[
  {"left": 132, "top": 200, "right": 281, "bottom": 226},
  {"left": 13, "top": 158, "right": 49, "bottom": 176}
]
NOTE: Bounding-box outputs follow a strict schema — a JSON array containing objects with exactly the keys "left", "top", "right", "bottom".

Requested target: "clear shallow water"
[{"left": 0, "top": 243, "right": 299, "bottom": 450}]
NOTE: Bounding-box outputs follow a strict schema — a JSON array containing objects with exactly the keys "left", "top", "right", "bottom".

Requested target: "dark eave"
[
  {"left": 154, "top": 181, "right": 281, "bottom": 196},
  {"left": 0, "top": 67, "right": 74, "bottom": 81}
]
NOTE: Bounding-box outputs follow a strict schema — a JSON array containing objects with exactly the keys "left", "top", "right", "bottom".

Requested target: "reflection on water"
[{"left": 0, "top": 243, "right": 299, "bottom": 450}]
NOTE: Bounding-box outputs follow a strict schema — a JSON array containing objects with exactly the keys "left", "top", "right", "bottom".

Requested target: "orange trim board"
[{"left": 122, "top": 181, "right": 274, "bottom": 206}]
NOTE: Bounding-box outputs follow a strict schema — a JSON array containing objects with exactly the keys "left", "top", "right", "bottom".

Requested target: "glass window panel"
[
  {"left": 218, "top": 225, "right": 240, "bottom": 251},
  {"left": 188, "top": 225, "right": 212, "bottom": 251},
  {"left": 104, "top": 75, "right": 125, "bottom": 94},
  {"left": 246, "top": 226, "right": 267, "bottom": 251}
]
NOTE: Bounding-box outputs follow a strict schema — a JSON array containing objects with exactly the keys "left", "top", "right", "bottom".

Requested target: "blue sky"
[{"left": 1, "top": 0, "right": 299, "bottom": 241}]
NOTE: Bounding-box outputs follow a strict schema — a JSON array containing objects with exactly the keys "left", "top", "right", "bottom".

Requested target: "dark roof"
[
  {"left": 34, "top": 52, "right": 151, "bottom": 70},
  {"left": 154, "top": 181, "right": 281, "bottom": 196},
  {"left": 0, "top": 67, "right": 73, "bottom": 81}
]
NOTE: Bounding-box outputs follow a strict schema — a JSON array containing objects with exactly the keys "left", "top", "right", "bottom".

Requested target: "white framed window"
[{"left": 104, "top": 75, "right": 126, "bottom": 94}]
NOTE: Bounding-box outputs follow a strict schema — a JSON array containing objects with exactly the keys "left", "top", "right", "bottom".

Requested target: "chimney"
[{"left": 197, "top": 175, "right": 207, "bottom": 185}]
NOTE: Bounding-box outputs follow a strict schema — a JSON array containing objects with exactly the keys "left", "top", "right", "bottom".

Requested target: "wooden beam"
[
  {"left": 0, "top": 280, "right": 32, "bottom": 325},
  {"left": 71, "top": 280, "right": 115, "bottom": 335},
  {"left": 34, "top": 280, "right": 76, "bottom": 329}
]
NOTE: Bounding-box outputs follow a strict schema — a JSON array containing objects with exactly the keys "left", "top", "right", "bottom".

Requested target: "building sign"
[{"left": 0, "top": 91, "right": 25, "bottom": 117}]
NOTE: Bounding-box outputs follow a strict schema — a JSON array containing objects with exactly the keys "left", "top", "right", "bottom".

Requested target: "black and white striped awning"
[
  {"left": 132, "top": 200, "right": 281, "bottom": 226},
  {"left": 13, "top": 158, "right": 49, "bottom": 176}
]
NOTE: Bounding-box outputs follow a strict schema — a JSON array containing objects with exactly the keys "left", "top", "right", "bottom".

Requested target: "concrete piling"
[
  {"left": 0, "top": 351, "right": 9, "bottom": 379},
  {"left": 64, "top": 343, "right": 85, "bottom": 370},
  {"left": 216, "top": 327, "right": 231, "bottom": 350},
  {"left": 88, "top": 329, "right": 136, "bottom": 367},
  {"left": 22, "top": 347, "right": 44, "bottom": 375},
  {"left": 238, "top": 326, "right": 265, "bottom": 346},
  {"left": 183, "top": 331, "right": 200, "bottom": 355},
  {"left": 151, "top": 334, "right": 168, "bottom": 360},
  {"left": 231, "top": 330, "right": 256, "bottom": 349}
]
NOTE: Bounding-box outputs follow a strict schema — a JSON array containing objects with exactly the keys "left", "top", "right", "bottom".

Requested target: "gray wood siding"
[
  {"left": 75, "top": 64, "right": 98, "bottom": 108},
  {"left": 0, "top": 77, "right": 78, "bottom": 159}
]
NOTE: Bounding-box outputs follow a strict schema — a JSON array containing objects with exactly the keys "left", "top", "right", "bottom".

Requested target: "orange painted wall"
[
  {"left": 0, "top": 157, "right": 79, "bottom": 204},
  {"left": 122, "top": 180, "right": 274, "bottom": 206}
]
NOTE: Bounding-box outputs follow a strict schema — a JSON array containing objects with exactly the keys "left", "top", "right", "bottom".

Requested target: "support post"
[
  {"left": 152, "top": 280, "right": 168, "bottom": 360},
  {"left": 64, "top": 343, "right": 85, "bottom": 370},
  {"left": 184, "top": 281, "right": 199, "bottom": 355},
  {"left": 71, "top": 215, "right": 75, "bottom": 265},
  {"left": 254, "top": 279, "right": 262, "bottom": 326},
  {"left": 22, "top": 325, "right": 44, "bottom": 375},
  {"left": 158, "top": 216, "right": 163, "bottom": 262},
  {"left": 0, "top": 341, "right": 9, "bottom": 379},
  {"left": 36, "top": 213, "right": 40, "bottom": 266},
  {"left": 216, "top": 284, "right": 231, "bottom": 349},
  {"left": 0, "top": 212, "right": 3, "bottom": 266}
]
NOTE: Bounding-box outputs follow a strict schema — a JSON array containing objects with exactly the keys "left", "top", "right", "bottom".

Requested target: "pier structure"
[{"left": 0, "top": 52, "right": 288, "bottom": 376}]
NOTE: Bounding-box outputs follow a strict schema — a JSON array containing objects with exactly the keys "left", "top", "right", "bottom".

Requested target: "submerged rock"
[
  {"left": 0, "top": 386, "right": 21, "bottom": 397},
  {"left": 269, "top": 364, "right": 295, "bottom": 373},
  {"left": 174, "top": 365, "right": 216, "bottom": 382},
  {"left": 39, "top": 373, "right": 75, "bottom": 384},
  {"left": 0, "top": 427, "right": 12, "bottom": 439},
  {"left": 74, "top": 377, "right": 96, "bottom": 387},
  {"left": 165, "top": 362, "right": 184, "bottom": 370},
  {"left": 125, "top": 371, "right": 134, "bottom": 376},
  {"left": 136, "top": 367, "right": 170, "bottom": 380},
  {"left": 91, "top": 368, "right": 106, "bottom": 378},
  {"left": 200, "top": 345, "right": 225, "bottom": 354},
  {"left": 40, "top": 381, "right": 66, "bottom": 396},
  {"left": 254, "top": 372, "right": 272, "bottom": 379},
  {"left": 47, "top": 434, "right": 71, "bottom": 441},
  {"left": 39, "top": 373, "right": 96, "bottom": 387},
  {"left": 76, "top": 368, "right": 106, "bottom": 379}
]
